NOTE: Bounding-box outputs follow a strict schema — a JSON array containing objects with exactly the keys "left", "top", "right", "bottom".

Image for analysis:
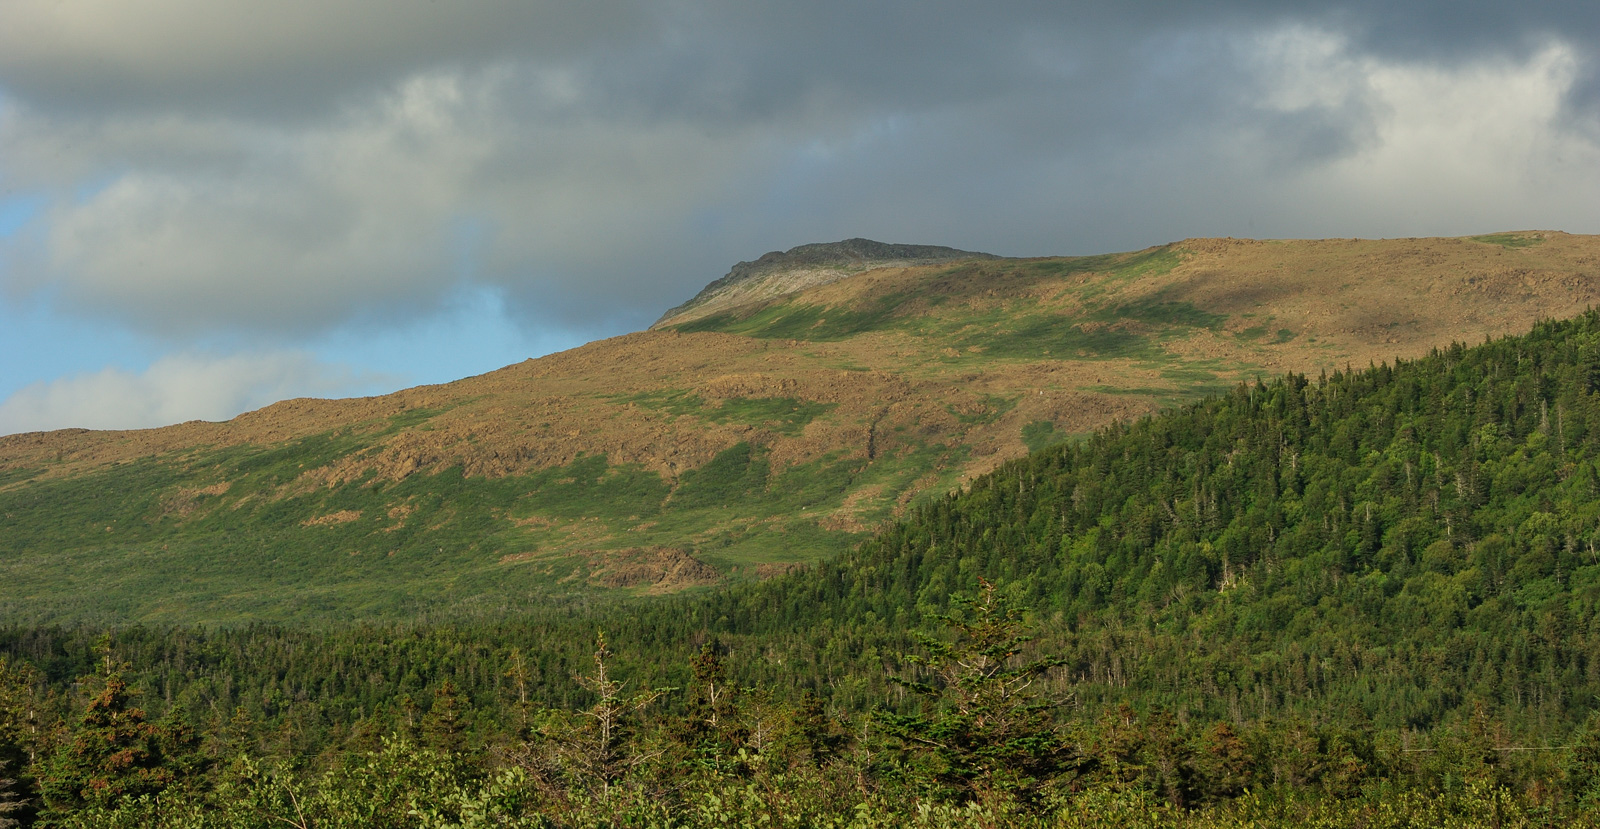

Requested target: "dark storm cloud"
[
  {"left": 0, "top": 0, "right": 1596, "bottom": 340},
  {"left": 0, "top": 0, "right": 652, "bottom": 119},
  {"left": 5, "top": 1, "right": 1593, "bottom": 120}
]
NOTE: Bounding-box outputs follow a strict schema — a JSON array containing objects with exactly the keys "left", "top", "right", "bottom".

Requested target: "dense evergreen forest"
[{"left": 9, "top": 311, "right": 1600, "bottom": 825}]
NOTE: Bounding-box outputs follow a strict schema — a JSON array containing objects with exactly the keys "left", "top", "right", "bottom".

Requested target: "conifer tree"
[
  {"left": 0, "top": 662, "right": 44, "bottom": 787},
  {"left": 0, "top": 760, "right": 23, "bottom": 829},
  {"left": 530, "top": 633, "right": 665, "bottom": 798},
  {"left": 422, "top": 680, "right": 469, "bottom": 755},
  {"left": 679, "top": 640, "right": 748, "bottom": 771},
  {"left": 881, "top": 580, "right": 1073, "bottom": 801},
  {"left": 39, "top": 674, "right": 201, "bottom": 814},
  {"left": 787, "top": 690, "right": 844, "bottom": 768}
]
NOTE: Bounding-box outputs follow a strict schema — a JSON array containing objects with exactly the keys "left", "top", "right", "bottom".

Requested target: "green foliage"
[
  {"left": 25, "top": 298, "right": 1600, "bottom": 825},
  {"left": 1, "top": 615, "right": 1597, "bottom": 827},
  {"left": 422, "top": 681, "right": 471, "bottom": 756},
  {"left": 40, "top": 673, "right": 203, "bottom": 814},
  {"left": 881, "top": 582, "right": 1072, "bottom": 800},
  {"left": 0, "top": 659, "right": 44, "bottom": 782},
  {"left": 1567, "top": 712, "right": 1600, "bottom": 807},
  {"left": 671, "top": 443, "right": 770, "bottom": 511},
  {"left": 0, "top": 761, "right": 22, "bottom": 829},
  {"left": 0, "top": 659, "right": 45, "bottom": 828},
  {"left": 699, "top": 309, "right": 1600, "bottom": 737},
  {"left": 528, "top": 632, "right": 667, "bottom": 798},
  {"left": 1021, "top": 421, "right": 1060, "bottom": 453},
  {"left": 672, "top": 292, "right": 910, "bottom": 340},
  {"left": 1091, "top": 299, "right": 1225, "bottom": 330},
  {"left": 1472, "top": 233, "right": 1544, "bottom": 249}
]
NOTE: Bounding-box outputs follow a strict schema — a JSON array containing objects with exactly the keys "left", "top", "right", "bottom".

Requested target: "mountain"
[
  {"left": 652, "top": 238, "right": 999, "bottom": 327},
  {"left": 1, "top": 231, "right": 1598, "bottom": 624}
]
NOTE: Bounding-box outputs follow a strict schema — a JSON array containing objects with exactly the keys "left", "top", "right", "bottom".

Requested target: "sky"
[{"left": 1, "top": 1, "right": 1598, "bottom": 436}]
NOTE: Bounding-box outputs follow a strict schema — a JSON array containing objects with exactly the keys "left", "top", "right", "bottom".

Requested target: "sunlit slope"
[
  {"left": 708, "top": 309, "right": 1600, "bottom": 732},
  {"left": 0, "top": 231, "right": 1595, "bottom": 623}
]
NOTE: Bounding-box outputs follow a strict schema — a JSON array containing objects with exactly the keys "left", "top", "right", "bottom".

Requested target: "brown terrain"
[
  {"left": 5, "top": 232, "right": 1593, "bottom": 479},
  {"left": 2, "top": 231, "right": 1596, "bottom": 603}
]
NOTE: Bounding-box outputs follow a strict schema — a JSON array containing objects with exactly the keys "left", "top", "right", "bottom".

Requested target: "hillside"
[
  {"left": 1, "top": 230, "right": 1598, "bottom": 623},
  {"left": 702, "top": 307, "right": 1600, "bottom": 733},
  {"left": 10, "top": 307, "right": 1600, "bottom": 827}
]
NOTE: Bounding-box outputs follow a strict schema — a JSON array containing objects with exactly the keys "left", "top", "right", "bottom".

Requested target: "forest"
[{"left": 10, "top": 310, "right": 1600, "bottom": 826}]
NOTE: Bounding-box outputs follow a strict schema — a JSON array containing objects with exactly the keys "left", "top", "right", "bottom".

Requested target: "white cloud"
[
  {"left": 0, "top": 351, "right": 392, "bottom": 436},
  {"left": 2, "top": 70, "right": 496, "bottom": 333},
  {"left": 1248, "top": 35, "right": 1600, "bottom": 236}
]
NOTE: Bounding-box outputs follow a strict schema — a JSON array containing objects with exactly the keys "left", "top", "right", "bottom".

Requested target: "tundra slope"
[{"left": 0, "top": 231, "right": 1595, "bottom": 623}]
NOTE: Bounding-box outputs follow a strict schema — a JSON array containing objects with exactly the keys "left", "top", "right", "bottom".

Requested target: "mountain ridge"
[{"left": 652, "top": 238, "right": 998, "bottom": 328}]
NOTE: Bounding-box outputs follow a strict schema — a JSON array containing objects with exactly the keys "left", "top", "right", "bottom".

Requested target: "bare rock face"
[{"left": 652, "top": 238, "right": 997, "bottom": 328}]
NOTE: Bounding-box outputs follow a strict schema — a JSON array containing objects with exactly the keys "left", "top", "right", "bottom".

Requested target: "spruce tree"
[
  {"left": 39, "top": 674, "right": 200, "bottom": 814},
  {"left": 421, "top": 680, "right": 468, "bottom": 755},
  {"left": 0, "top": 760, "right": 23, "bottom": 829},
  {"left": 881, "top": 581, "right": 1073, "bottom": 801}
]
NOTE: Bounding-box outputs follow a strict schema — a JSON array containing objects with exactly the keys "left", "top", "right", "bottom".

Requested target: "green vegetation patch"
[
  {"left": 1021, "top": 420, "right": 1060, "bottom": 453},
  {"left": 1085, "top": 385, "right": 1178, "bottom": 397},
  {"left": 1159, "top": 360, "right": 1246, "bottom": 399},
  {"left": 930, "top": 288, "right": 1219, "bottom": 364},
  {"left": 0, "top": 425, "right": 926, "bottom": 622},
  {"left": 1091, "top": 298, "right": 1225, "bottom": 330},
  {"left": 670, "top": 443, "right": 771, "bottom": 511},
  {"left": 384, "top": 406, "right": 450, "bottom": 433},
  {"left": 0, "top": 466, "right": 41, "bottom": 489},
  {"left": 1040, "top": 246, "right": 1184, "bottom": 282},
  {"left": 671, "top": 292, "right": 910, "bottom": 341},
  {"left": 1471, "top": 232, "right": 1544, "bottom": 249},
  {"left": 673, "top": 247, "right": 1186, "bottom": 344}
]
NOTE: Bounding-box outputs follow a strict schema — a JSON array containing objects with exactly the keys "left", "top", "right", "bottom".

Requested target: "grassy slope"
[{"left": 2, "top": 231, "right": 1598, "bottom": 624}]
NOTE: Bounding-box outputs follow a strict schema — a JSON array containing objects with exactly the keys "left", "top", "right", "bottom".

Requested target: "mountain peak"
[{"left": 652, "top": 238, "right": 997, "bottom": 328}]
